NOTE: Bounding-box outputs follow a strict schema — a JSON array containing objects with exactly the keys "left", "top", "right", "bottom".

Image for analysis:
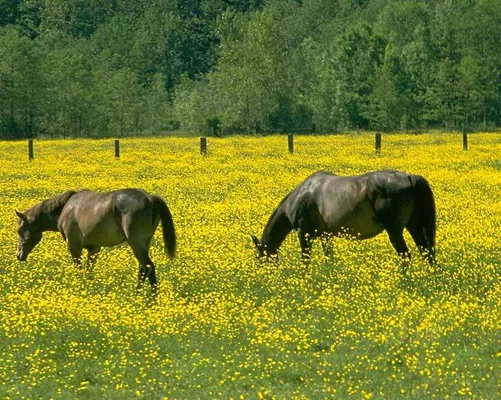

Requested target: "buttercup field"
[{"left": 0, "top": 133, "right": 500, "bottom": 399}]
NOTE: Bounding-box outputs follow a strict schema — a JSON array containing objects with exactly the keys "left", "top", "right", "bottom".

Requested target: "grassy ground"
[{"left": 0, "top": 133, "right": 500, "bottom": 399}]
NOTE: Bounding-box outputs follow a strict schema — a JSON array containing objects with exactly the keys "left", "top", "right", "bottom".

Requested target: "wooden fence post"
[
  {"left": 462, "top": 128, "right": 468, "bottom": 151},
  {"left": 288, "top": 133, "right": 294, "bottom": 153},
  {"left": 114, "top": 139, "right": 120, "bottom": 158},
  {"left": 28, "top": 139, "right": 34, "bottom": 161},
  {"left": 200, "top": 137, "right": 207, "bottom": 155},
  {"left": 375, "top": 132, "right": 381, "bottom": 154}
]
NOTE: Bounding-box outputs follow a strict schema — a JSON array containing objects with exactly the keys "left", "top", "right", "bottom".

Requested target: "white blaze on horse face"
[
  {"left": 16, "top": 238, "right": 29, "bottom": 261},
  {"left": 16, "top": 238, "right": 23, "bottom": 260},
  {"left": 16, "top": 217, "right": 27, "bottom": 260}
]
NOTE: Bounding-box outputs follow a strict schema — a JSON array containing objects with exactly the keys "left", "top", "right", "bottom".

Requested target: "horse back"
[
  {"left": 284, "top": 170, "right": 416, "bottom": 239},
  {"left": 283, "top": 172, "right": 372, "bottom": 236},
  {"left": 58, "top": 189, "right": 154, "bottom": 247}
]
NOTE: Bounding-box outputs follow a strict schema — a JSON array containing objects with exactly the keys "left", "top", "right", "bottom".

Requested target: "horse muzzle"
[{"left": 16, "top": 251, "right": 27, "bottom": 261}]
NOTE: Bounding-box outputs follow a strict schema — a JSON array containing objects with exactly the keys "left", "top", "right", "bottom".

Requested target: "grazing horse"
[
  {"left": 252, "top": 170, "right": 436, "bottom": 268},
  {"left": 15, "top": 189, "right": 176, "bottom": 293}
]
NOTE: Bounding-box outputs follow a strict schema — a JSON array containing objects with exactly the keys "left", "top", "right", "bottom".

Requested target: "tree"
[
  {"left": 366, "top": 54, "right": 405, "bottom": 131},
  {"left": 3, "top": 0, "right": 501, "bottom": 137},
  {"left": 0, "top": 0, "right": 22, "bottom": 26},
  {"left": 39, "top": 37, "right": 95, "bottom": 137},
  {"left": 334, "top": 24, "right": 385, "bottom": 129},
  {"left": 423, "top": 58, "right": 462, "bottom": 129},
  {"left": 191, "top": 8, "right": 293, "bottom": 131},
  {"left": 0, "top": 26, "right": 43, "bottom": 138},
  {"left": 25, "top": 0, "right": 118, "bottom": 38}
]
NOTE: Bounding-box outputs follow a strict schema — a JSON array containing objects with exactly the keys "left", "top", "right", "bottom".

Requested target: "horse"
[
  {"left": 15, "top": 189, "right": 176, "bottom": 294},
  {"left": 251, "top": 170, "right": 436, "bottom": 269}
]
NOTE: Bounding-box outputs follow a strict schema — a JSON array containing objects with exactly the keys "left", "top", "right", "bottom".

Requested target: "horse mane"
[{"left": 28, "top": 190, "right": 78, "bottom": 218}]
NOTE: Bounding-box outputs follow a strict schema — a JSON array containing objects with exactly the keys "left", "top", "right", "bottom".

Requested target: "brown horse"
[
  {"left": 252, "top": 170, "right": 436, "bottom": 269},
  {"left": 15, "top": 189, "right": 176, "bottom": 293}
]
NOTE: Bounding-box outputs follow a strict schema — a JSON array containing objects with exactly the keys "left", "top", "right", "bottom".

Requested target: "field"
[{"left": 0, "top": 133, "right": 500, "bottom": 399}]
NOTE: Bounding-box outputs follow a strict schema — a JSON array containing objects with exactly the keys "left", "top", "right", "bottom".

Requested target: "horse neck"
[
  {"left": 261, "top": 206, "right": 293, "bottom": 255},
  {"left": 28, "top": 190, "right": 76, "bottom": 232},
  {"left": 28, "top": 208, "right": 60, "bottom": 232}
]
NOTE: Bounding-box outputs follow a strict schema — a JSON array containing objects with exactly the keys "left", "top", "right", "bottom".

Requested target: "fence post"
[
  {"left": 312, "top": 123, "right": 316, "bottom": 134},
  {"left": 114, "top": 139, "right": 120, "bottom": 158},
  {"left": 462, "top": 128, "right": 468, "bottom": 151},
  {"left": 28, "top": 139, "right": 34, "bottom": 161},
  {"left": 288, "top": 133, "right": 294, "bottom": 153},
  {"left": 375, "top": 132, "right": 381, "bottom": 154},
  {"left": 200, "top": 137, "right": 207, "bottom": 155}
]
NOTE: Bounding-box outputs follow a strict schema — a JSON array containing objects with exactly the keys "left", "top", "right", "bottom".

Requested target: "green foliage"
[
  {"left": 0, "top": 26, "right": 42, "bottom": 138},
  {"left": 1, "top": 0, "right": 501, "bottom": 138}
]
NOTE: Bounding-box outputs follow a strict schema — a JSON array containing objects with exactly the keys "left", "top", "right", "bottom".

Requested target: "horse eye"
[{"left": 20, "top": 226, "right": 32, "bottom": 237}]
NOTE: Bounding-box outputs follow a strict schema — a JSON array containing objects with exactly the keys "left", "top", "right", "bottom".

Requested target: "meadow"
[{"left": 0, "top": 133, "right": 500, "bottom": 399}]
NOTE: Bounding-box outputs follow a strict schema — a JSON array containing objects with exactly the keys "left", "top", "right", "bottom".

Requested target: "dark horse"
[
  {"left": 252, "top": 170, "right": 436, "bottom": 267},
  {"left": 15, "top": 189, "right": 176, "bottom": 293}
]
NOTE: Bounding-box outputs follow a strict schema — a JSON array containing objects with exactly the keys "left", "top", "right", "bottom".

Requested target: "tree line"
[{"left": 1, "top": 0, "right": 500, "bottom": 139}]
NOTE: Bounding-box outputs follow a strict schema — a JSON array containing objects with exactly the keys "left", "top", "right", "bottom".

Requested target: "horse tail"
[
  {"left": 151, "top": 195, "right": 176, "bottom": 258},
  {"left": 409, "top": 175, "right": 436, "bottom": 262}
]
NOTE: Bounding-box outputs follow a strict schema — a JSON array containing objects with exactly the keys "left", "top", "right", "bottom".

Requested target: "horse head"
[
  {"left": 251, "top": 234, "right": 280, "bottom": 261},
  {"left": 15, "top": 210, "right": 42, "bottom": 261},
  {"left": 251, "top": 234, "right": 266, "bottom": 259}
]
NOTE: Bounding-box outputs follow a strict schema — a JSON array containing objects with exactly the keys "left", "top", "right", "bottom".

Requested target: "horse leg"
[
  {"left": 85, "top": 245, "right": 101, "bottom": 271},
  {"left": 296, "top": 204, "right": 325, "bottom": 265},
  {"left": 137, "top": 261, "right": 158, "bottom": 293},
  {"left": 375, "top": 200, "right": 411, "bottom": 272},
  {"left": 146, "top": 262, "right": 158, "bottom": 294},
  {"left": 298, "top": 228, "right": 313, "bottom": 265},
  {"left": 139, "top": 260, "right": 158, "bottom": 298},
  {"left": 128, "top": 241, "right": 158, "bottom": 296},
  {"left": 67, "top": 241, "right": 83, "bottom": 269},
  {"left": 138, "top": 253, "right": 158, "bottom": 292},
  {"left": 386, "top": 229, "right": 411, "bottom": 273},
  {"left": 321, "top": 233, "right": 334, "bottom": 258},
  {"left": 406, "top": 222, "right": 436, "bottom": 265}
]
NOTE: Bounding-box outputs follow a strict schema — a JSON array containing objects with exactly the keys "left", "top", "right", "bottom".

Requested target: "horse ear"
[
  {"left": 251, "top": 235, "right": 261, "bottom": 248},
  {"left": 15, "top": 210, "right": 27, "bottom": 222}
]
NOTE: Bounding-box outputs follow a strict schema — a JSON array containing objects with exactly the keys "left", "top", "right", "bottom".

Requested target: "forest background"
[{"left": 1, "top": 0, "right": 500, "bottom": 139}]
